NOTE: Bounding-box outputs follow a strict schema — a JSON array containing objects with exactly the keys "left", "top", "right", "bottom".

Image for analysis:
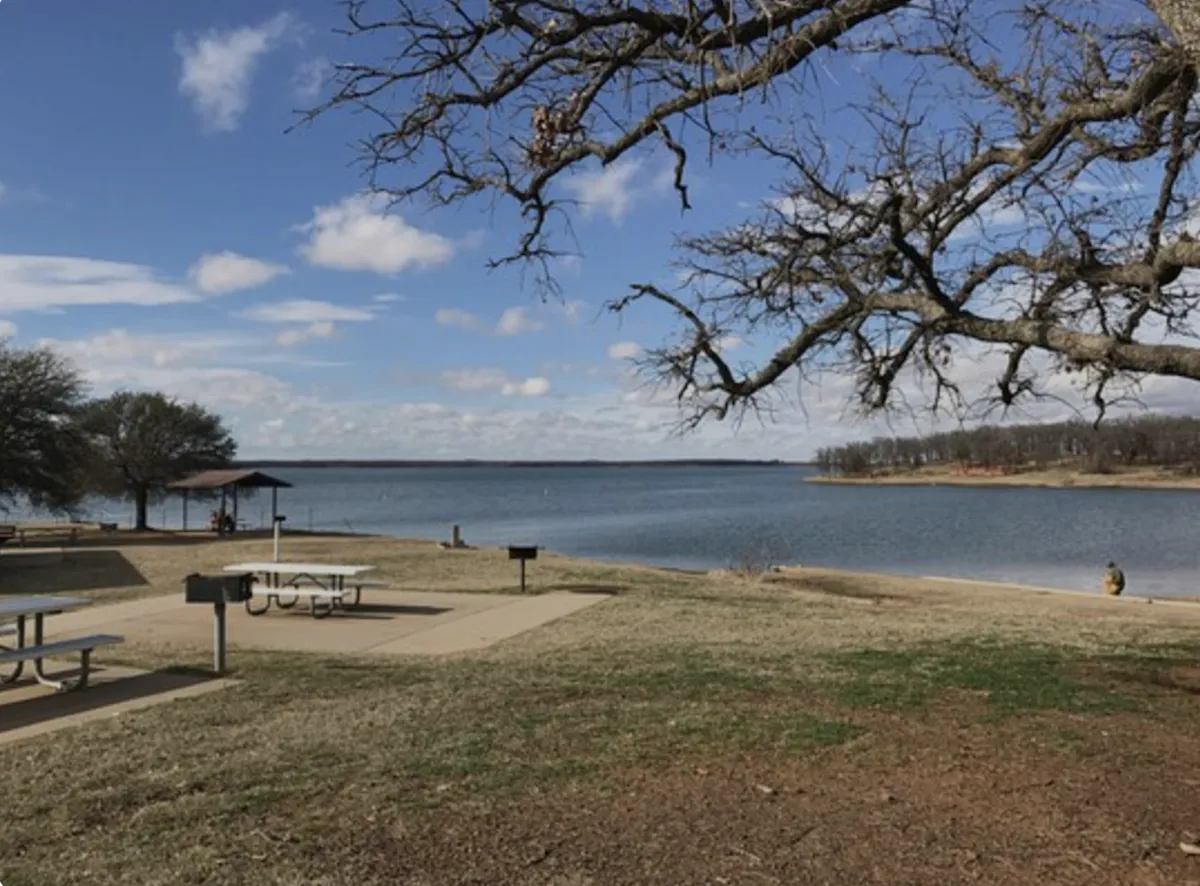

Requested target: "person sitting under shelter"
[{"left": 209, "top": 509, "right": 236, "bottom": 536}]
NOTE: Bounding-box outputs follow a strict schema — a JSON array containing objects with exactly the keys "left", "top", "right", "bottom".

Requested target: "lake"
[{"left": 25, "top": 464, "right": 1200, "bottom": 597}]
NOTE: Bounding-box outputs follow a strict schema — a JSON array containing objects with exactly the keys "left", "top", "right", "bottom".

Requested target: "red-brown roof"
[{"left": 167, "top": 469, "right": 293, "bottom": 490}]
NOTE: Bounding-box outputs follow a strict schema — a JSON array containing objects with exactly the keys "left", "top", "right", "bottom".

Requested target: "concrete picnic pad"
[
  {"left": 0, "top": 589, "right": 608, "bottom": 746},
  {"left": 37, "top": 588, "right": 610, "bottom": 657}
]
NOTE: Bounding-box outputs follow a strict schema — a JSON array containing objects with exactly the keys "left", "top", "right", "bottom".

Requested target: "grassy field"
[{"left": 3, "top": 530, "right": 1200, "bottom": 884}]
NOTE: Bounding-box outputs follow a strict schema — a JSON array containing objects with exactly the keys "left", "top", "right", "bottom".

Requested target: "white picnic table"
[
  {"left": 223, "top": 562, "right": 379, "bottom": 619},
  {"left": 0, "top": 595, "right": 124, "bottom": 690}
]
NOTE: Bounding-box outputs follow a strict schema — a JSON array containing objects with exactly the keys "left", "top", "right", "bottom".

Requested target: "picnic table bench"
[
  {"left": 20, "top": 526, "right": 79, "bottom": 546},
  {"left": 0, "top": 525, "right": 80, "bottom": 548},
  {"left": 0, "top": 596, "right": 124, "bottom": 691},
  {"left": 223, "top": 562, "right": 382, "bottom": 619}
]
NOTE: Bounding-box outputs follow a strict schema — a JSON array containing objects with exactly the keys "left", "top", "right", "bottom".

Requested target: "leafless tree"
[{"left": 305, "top": 0, "right": 1200, "bottom": 428}]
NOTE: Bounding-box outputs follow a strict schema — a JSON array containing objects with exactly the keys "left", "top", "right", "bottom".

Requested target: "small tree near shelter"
[{"left": 82, "top": 391, "right": 237, "bottom": 530}]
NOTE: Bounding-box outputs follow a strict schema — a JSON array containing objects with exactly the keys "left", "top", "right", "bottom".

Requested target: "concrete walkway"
[{"left": 42, "top": 589, "right": 610, "bottom": 657}]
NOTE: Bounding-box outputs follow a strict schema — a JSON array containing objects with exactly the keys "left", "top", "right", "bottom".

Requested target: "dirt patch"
[
  {"left": 1161, "top": 666, "right": 1200, "bottom": 691},
  {"left": 327, "top": 707, "right": 1200, "bottom": 886},
  {"left": 770, "top": 571, "right": 900, "bottom": 602}
]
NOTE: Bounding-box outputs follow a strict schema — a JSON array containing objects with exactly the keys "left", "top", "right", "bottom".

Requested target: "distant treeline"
[
  {"left": 814, "top": 415, "right": 1200, "bottom": 476},
  {"left": 237, "top": 459, "right": 795, "bottom": 469}
]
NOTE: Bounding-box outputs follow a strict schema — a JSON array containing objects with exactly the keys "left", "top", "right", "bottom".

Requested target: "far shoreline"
[
  {"left": 237, "top": 459, "right": 809, "bottom": 469},
  {"left": 806, "top": 467, "right": 1200, "bottom": 492}
]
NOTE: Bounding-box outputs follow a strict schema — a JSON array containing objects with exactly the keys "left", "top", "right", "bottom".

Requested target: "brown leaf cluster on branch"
[
  {"left": 528, "top": 93, "right": 584, "bottom": 168},
  {"left": 306, "top": 0, "right": 1200, "bottom": 429}
]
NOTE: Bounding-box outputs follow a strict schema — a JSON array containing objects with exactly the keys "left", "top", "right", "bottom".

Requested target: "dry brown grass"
[
  {"left": 5, "top": 533, "right": 1200, "bottom": 884},
  {"left": 0, "top": 529, "right": 689, "bottom": 603}
]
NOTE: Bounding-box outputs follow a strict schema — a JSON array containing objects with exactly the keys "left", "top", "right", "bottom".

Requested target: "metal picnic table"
[
  {"left": 223, "top": 562, "right": 379, "bottom": 619},
  {"left": 0, "top": 595, "right": 123, "bottom": 690}
]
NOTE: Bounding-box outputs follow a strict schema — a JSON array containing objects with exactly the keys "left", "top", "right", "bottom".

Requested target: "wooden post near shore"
[{"left": 452, "top": 524, "right": 462, "bottom": 548}]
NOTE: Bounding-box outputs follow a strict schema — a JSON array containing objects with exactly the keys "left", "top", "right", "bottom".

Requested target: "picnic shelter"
[{"left": 167, "top": 469, "right": 292, "bottom": 531}]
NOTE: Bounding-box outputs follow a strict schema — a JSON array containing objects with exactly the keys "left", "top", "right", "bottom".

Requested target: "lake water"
[{"left": 27, "top": 464, "right": 1200, "bottom": 597}]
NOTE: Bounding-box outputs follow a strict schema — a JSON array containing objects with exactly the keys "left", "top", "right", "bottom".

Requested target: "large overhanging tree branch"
[{"left": 308, "top": 0, "right": 1200, "bottom": 426}]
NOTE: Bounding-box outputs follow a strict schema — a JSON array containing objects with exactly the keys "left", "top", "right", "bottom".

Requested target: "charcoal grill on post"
[
  {"left": 507, "top": 546, "right": 538, "bottom": 593},
  {"left": 183, "top": 572, "right": 255, "bottom": 674}
]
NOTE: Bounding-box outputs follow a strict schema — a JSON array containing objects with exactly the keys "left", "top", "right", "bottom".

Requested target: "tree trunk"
[
  {"left": 1150, "top": 0, "right": 1200, "bottom": 58},
  {"left": 134, "top": 487, "right": 149, "bottom": 531}
]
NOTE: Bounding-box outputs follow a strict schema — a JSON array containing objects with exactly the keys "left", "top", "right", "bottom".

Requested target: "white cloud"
[
  {"left": 275, "top": 320, "right": 337, "bottom": 347},
  {"left": 298, "top": 193, "right": 455, "bottom": 275},
  {"left": 1073, "top": 177, "right": 1141, "bottom": 196},
  {"left": 495, "top": 306, "right": 545, "bottom": 336},
  {"left": 540, "top": 360, "right": 609, "bottom": 379},
  {"left": 0, "top": 254, "right": 200, "bottom": 313},
  {"left": 563, "top": 158, "right": 642, "bottom": 223},
  {"left": 241, "top": 299, "right": 374, "bottom": 324},
  {"left": 435, "top": 308, "right": 481, "bottom": 331},
  {"left": 555, "top": 255, "right": 584, "bottom": 274},
  {"left": 373, "top": 293, "right": 405, "bottom": 304},
  {"left": 544, "top": 299, "right": 587, "bottom": 323},
  {"left": 441, "top": 368, "right": 512, "bottom": 392},
  {"left": 0, "top": 319, "right": 15, "bottom": 339},
  {"left": 35, "top": 331, "right": 793, "bottom": 461},
  {"left": 175, "top": 13, "right": 297, "bottom": 132},
  {"left": 44, "top": 329, "right": 249, "bottom": 370},
  {"left": 715, "top": 334, "right": 743, "bottom": 351},
  {"left": 293, "top": 57, "right": 332, "bottom": 100},
  {"left": 441, "top": 368, "right": 551, "bottom": 398},
  {"left": 502, "top": 376, "right": 551, "bottom": 397},
  {"left": 950, "top": 200, "right": 1027, "bottom": 242},
  {"left": 608, "top": 341, "right": 642, "bottom": 360},
  {"left": 0, "top": 184, "right": 49, "bottom": 207},
  {"left": 188, "top": 251, "right": 289, "bottom": 294},
  {"left": 37, "top": 329, "right": 339, "bottom": 417}
]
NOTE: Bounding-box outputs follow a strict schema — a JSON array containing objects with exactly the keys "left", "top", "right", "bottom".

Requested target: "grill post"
[
  {"left": 213, "top": 602, "right": 227, "bottom": 674},
  {"left": 507, "top": 546, "right": 538, "bottom": 594}
]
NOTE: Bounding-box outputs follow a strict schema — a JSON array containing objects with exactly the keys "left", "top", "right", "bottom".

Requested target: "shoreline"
[
  {"left": 806, "top": 469, "right": 1200, "bottom": 491},
  {"left": 12, "top": 523, "right": 1199, "bottom": 607},
  {"left": 764, "top": 564, "right": 1200, "bottom": 607}
]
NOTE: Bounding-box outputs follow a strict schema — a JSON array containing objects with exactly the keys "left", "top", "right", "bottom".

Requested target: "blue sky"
[
  {"left": 0, "top": 0, "right": 796, "bottom": 460},
  {"left": 0, "top": 2, "right": 1188, "bottom": 459}
]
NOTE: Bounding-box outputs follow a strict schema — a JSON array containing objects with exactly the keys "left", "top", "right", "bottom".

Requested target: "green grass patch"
[
  {"left": 824, "top": 639, "right": 1147, "bottom": 718},
  {"left": 6, "top": 634, "right": 1200, "bottom": 886}
]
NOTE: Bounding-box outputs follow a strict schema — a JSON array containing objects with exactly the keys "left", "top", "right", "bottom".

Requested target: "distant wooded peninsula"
[{"left": 814, "top": 414, "right": 1200, "bottom": 477}]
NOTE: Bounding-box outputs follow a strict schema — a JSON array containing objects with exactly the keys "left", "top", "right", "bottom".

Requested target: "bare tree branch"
[{"left": 305, "top": 0, "right": 1200, "bottom": 426}]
